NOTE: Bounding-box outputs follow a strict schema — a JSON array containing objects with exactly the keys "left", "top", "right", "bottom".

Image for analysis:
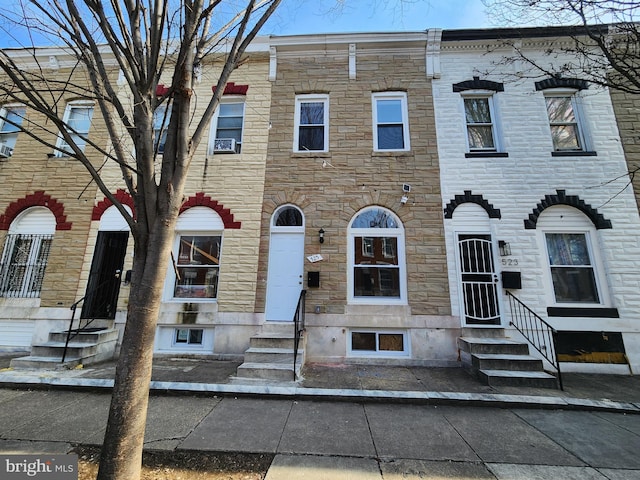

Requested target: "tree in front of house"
[
  {"left": 481, "top": 0, "right": 640, "bottom": 94},
  {"left": 0, "top": 1, "right": 281, "bottom": 479}
]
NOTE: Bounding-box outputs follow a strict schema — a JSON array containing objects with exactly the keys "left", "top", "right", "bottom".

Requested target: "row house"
[{"left": 1, "top": 26, "right": 639, "bottom": 382}]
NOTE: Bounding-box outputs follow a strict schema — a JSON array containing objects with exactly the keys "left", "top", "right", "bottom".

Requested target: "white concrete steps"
[
  {"left": 458, "top": 331, "right": 559, "bottom": 389},
  {"left": 10, "top": 328, "right": 118, "bottom": 370},
  {"left": 232, "top": 322, "right": 305, "bottom": 384}
]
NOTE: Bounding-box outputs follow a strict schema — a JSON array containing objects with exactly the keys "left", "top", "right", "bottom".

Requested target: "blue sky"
[{"left": 265, "top": 0, "right": 490, "bottom": 35}]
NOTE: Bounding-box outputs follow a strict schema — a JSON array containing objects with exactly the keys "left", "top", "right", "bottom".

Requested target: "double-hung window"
[
  {"left": 153, "top": 104, "right": 171, "bottom": 154},
  {"left": 544, "top": 94, "right": 586, "bottom": 152},
  {"left": 209, "top": 101, "right": 244, "bottom": 154},
  {"left": 545, "top": 232, "right": 599, "bottom": 304},
  {"left": 55, "top": 103, "right": 94, "bottom": 157},
  {"left": 463, "top": 96, "right": 496, "bottom": 152},
  {"left": 174, "top": 235, "right": 221, "bottom": 299},
  {"left": 372, "top": 92, "right": 410, "bottom": 151},
  {"left": 0, "top": 105, "right": 25, "bottom": 157},
  {"left": 294, "top": 95, "right": 328, "bottom": 152}
]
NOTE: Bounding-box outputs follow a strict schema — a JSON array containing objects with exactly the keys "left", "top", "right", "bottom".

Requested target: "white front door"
[
  {"left": 265, "top": 231, "right": 305, "bottom": 321},
  {"left": 457, "top": 234, "right": 501, "bottom": 326}
]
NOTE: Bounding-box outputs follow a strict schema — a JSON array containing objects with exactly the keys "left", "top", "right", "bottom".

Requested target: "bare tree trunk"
[{"left": 97, "top": 220, "right": 176, "bottom": 480}]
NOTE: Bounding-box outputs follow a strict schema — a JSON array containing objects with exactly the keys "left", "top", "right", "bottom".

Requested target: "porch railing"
[
  {"left": 292, "top": 289, "right": 307, "bottom": 381},
  {"left": 506, "top": 290, "right": 563, "bottom": 390},
  {"left": 61, "top": 271, "right": 120, "bottom": 363}
]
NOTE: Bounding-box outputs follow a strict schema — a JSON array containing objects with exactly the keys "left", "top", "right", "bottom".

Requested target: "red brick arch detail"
[
  {"left": 0, "top": 191, "right": 72, "bottom": 231},
  {"left": 180, "top": 192, "right": 241, "bottom": 229},
  {"left": 92, "top": 189, "right": 135, "bottom": 221}
]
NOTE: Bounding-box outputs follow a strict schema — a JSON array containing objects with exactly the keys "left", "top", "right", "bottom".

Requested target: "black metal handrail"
[
  {"left": 61, "top": 272, "right": 120, "bottom": 363},
  {"left": 506, "top": 290, "right": 563, "bottom": 390},
  {"left": 292, "top": 289, "right": 307, "bottom": 381}
]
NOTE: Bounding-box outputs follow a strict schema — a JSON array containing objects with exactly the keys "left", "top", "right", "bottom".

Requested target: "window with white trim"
[
  {"left": 55, "top": 103, "right": 94, "bottom": 157},
  {"left": 0, "top": 105, "right": 26, "bottom": 157},
  {"left": 349, "top": 330, "right": 409, "bottom": 356},
  {"left": 174, "top": 328, "right": 204, "bottom": 345},
  {"left": 167, "top": 207, "right": 224, "bottom": 301},
  {"left": 209, "top": 100, "right": 244, "bottom": 154},
  {"left": 294, "top": 95, "right": 329, "bottom": 152},
  {"left": 538, "top": 206, "right": 607, "bottom": 306},
  {"left": 348, "top": 207, "right": 406, "bottom": 304},
  {"left": 545, "top": 233, "right": 599, "bottom": 303},
  {"left": 153, "top": 104, "right": 171, "bottom": 154},
  {"left": 463, "top": 96, "right": 497, "bottom": 152},
  {"left": 372, "top": 92, "right": 410, "bottom": 151},
  {"left": 544, "top": 92, "right": 588, "bottom": 152}
]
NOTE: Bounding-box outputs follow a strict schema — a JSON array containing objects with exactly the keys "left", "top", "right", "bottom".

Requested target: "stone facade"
[
  {"left": 259, "top": 34, "right": 456, "bottom": 365},
  {"left": 434, "top": 29, "right": 640, "bottom": 373}
]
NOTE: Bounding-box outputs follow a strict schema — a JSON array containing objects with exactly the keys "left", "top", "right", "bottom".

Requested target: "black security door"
[{"left": 81, "top": 231, "right": 128, "bottom": 319}]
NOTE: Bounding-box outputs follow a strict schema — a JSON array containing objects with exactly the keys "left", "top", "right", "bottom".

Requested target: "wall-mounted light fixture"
[
  {"left": 319, "top": 228, "right": 325, "bottom": 244},
  {"left": 498, "top": 240, "right": 511, "bottom": 257}
]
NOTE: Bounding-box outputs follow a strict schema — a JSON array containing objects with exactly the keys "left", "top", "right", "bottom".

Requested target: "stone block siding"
[
  {"left": 257, "top": 45, "right": 450, "bottom": 316},
  {"left": 0, "top": 66, "right": 110, "bottom": 307},
  {"left": 434, "top": 42, "right": 640, "bottom": 333},
  {"left": 610, "top": 88, "right": 640, "bottom": 213}
]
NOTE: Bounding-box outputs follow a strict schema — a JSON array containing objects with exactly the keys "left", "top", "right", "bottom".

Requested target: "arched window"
[
  {"left": 0, "top": 207, "right": 55, "bottom": 297},
  {"left": 348, "top": 206, "right": 406, "bottom": 304},
  {"left": 537, "top": 205, "right": 607, "bottom": 306},
  {"left": 168, "top": 207, "right": 224, "bottom": 301},
  {"left": 272, "top": 205, "right": 304, "bottom": 228}
]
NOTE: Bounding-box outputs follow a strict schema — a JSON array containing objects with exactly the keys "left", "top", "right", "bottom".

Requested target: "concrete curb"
[{"left": 1, "top": 374, "right": 638, "bottom": 414}]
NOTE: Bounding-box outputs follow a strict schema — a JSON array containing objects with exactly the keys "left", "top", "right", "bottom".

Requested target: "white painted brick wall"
[{"left": 434, "top": 44, "right": 640, "bottom": 371}]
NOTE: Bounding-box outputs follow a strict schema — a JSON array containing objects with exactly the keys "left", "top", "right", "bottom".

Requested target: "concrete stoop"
[
  {"left": 10, "top": 328, "right": 118, "bottom": 370},
  {"left": 231, "top": 322, "right": 305, "bottom": 384},
  {"left": 458, "top": 329, "right": 559, "bottom": 389}
]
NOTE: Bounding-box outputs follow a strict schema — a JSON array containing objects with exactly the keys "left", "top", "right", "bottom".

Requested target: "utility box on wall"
[
  {"left": 308, "top": 271, "right": 320, "bottom": 288},
  {"left": 501, "top": 271, "right": 521, "bottom": 289}
]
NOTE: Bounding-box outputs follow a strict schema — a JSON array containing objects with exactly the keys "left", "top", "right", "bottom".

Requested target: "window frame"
[
  {"left": 293, "top": 94, "right": 329, "bottom": 153},
  {"left": 537, "top": 207, "right": 609, "bottom": 308},
  {"left": 165, "top": 207, "right": 225, "bottom": 303},
  {"left": 461, "top": 93, "right": 499, "bottom": 153},
  {"left": 55, "top": 101, "right": 94, "bottom": 157},
  {"left": 348, "top": 329, "right": 410, "bottom": 357},
  {"left": 347, "top": 207, "right": 407, "bottom": 305},
  {"left": 0, "top": 104, "right": 26, "bottom": 157},
  {"left": 543, "top": 88, "right": 590, "bottom": 153},
  {"left": 153, "top": 104, "right": 171, "bottom": 154},
  {"left": 372, "top": 91, "right": 410, "bottom": 152},
  {"left": 208, "top": 98, "right": 245, "bottom": 154}
]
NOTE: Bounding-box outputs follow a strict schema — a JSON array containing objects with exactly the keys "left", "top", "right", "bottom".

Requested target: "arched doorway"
[{"left": 265, "top": 205, "right": 305, "bottom": 321}]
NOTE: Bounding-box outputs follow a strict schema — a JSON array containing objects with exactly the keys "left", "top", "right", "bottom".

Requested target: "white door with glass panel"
[
  {"left": 265, "top": 206, "right": 305, "bottom": 321},
  {"left": 456, "top": 234, "right": 501, "bottom": 326}
]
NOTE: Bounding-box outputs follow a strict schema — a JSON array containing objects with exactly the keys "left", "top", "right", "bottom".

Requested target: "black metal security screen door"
[
  {"left": 457, "top": 234, "right": 500, "bottom": 325},
  {"left": 81, "top": 231, "right": 128, "bottom": 319}
]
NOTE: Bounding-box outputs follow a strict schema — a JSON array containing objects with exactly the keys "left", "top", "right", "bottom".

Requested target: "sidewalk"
[
  {"left": 2, "top": 354, "right": 640, "bottom": 479},
  {"left": 1, "top": 353, "right": 639, "bottom": 412}
]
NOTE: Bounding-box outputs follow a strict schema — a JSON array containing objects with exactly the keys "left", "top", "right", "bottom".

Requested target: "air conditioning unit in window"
[
  {"left": 0, "top": 143, "right": 12, "bottom": 159},
  {"left": 212, "top": 138, "right": 236, "bottom": 153}
]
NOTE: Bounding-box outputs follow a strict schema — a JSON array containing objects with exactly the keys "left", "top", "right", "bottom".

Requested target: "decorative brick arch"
[
  {"left": 453, "top": 76, "right": 504, "bottom": 92},
  {"left": 180, "top": 192, "right": 241, "bottom": 229},
  {"left": 0, "top": 191, "right": 72, "bottom": 230},
  {"left": 535, "top": 77, "right": 589, "bottom": 91},
  {"left": 444, "top": 191, "right": 501, "bottom": 219},
  {"left": 92, "top": 189, "right": 135, "bottom": 221},
  {"left": 524, "top": 189, "right": 612, "bottom": 229}
]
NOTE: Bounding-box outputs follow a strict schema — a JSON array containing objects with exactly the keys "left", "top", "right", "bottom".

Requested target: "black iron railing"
[
  {"left": 62, "top": 272, "right": 120, "bottom": 363},
  {"left": 292, "top": 289, "right": 307, "bottom": 381},
  {"left": 506, "top": 290, "right": 563, "bottom": 390}
]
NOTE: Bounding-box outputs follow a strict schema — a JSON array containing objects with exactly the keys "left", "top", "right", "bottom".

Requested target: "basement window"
[
  {"left": 349, "top": 330, "right": 408, "bottom": 357},
  {"left": 174, "top": 328, "right": 204, "bottom": 345}
]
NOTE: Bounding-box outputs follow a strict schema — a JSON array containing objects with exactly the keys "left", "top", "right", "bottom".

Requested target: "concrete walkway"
[{"left": 1, "top": 354, "right": 640, "bottom": 478}]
